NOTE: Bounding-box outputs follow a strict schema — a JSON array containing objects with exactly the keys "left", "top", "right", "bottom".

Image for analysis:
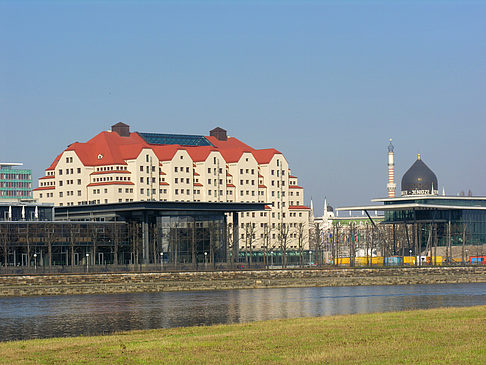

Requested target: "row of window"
[
  {"left": 38, "top": 192, "right": 54, "bottom": 198},
  {"left": 59, "top": 168, "right": 81, "bottom": 175},
  {"left": 0, "top": 173, "right": 32, "bottom": 180},
  {"left": 240, "top": 211, "right": 303, "bottom": 218},
  {"left": 59, "top": 191, "right": 81, "bottom": 197},
  {"left": 59, "top": 179, "right": 79, "bottom": 187},
  {"left": 95, "top": 165, "right": 128, "bottom": 171},
  {"left": 173, "top": 166, "right": 190, "bottom": 173},
  {"left": 0, "top": 190, "right": 31, "bottom": 197},
  {"left": 39, "top": 180, "right": 55, "bottom": 187},
  {"left": 0, "top": 182, "right": 32, "bottom": 188},
  {"left": 95, "top": 176, "right": 130, "bottom": 182}
]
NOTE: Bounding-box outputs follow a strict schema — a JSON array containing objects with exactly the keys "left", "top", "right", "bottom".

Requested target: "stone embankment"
[{"left": 0, "top": 266, "right": 485, "bottom": 297}]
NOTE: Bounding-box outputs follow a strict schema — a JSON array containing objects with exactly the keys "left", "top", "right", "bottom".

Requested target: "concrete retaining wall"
[{"left": 0, "top": 266, "right": 485, "bottom": 297}]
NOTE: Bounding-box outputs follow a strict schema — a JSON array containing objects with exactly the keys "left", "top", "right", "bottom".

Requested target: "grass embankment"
[{"left": 1, "top": 306, "right": 485, "bottom": 364}]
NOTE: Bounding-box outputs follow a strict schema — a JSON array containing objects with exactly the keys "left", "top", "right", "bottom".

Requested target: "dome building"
[
  {"left": 401, "top": 154, "right": 438, "bottom": 196},
  {"left": 337, "top": 141, "right": 486, "bottom": 264}
]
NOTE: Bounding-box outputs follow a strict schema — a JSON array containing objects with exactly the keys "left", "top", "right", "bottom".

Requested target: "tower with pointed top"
[{"left": 387, "top": 139, "right": 396, "bottom": 198}]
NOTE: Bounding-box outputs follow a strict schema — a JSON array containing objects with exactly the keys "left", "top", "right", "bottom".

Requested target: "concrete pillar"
[
  {"left": 233, "top": 212, "right": 239, "bottom": 264},
  {"left": 142, "top": 215, "right": 149, "bottom": 265}
]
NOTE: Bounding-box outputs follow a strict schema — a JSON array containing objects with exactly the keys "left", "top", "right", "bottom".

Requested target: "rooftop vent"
[
  {"left": 111, "top": 122, "right": 130, "bottom": 137},
  {"left": 210, "top": 127, "right": 227, "bottom": 141}
]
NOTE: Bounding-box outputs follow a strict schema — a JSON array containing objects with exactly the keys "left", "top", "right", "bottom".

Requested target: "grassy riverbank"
[{"left": 1, "top": 306, "right": 485, "bottom": 364}]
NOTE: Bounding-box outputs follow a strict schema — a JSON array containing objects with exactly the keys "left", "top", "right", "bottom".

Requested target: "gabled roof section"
[
  {"left": 252, "top": 148, "right": 281, "bottom": 164},
  {"left": 151, "top": 145, "right": 180, "bottom": 162},
  {"left": 185, "top": 146, "right": 218, "bottom": 162},
  {"left": 218, "top": 148, "right": 250, "bottom": 163},
  {"left": 66, "top": 131, "right": 143, "bottom": 166},
  {"left": 43, "top": 126, "right": 287, "bottom": 174}
]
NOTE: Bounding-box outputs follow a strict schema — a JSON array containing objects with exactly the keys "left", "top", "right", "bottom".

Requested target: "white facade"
[{"left": 34, "top": 124, "right": 310, "bottom": 251}]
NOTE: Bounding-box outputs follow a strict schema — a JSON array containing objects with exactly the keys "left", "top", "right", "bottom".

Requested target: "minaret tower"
[{"left": 387, "top": 138, "right": 396, "bottom": 198}]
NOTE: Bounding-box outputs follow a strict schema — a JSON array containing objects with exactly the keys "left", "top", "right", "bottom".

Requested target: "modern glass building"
[
  {"left": 0, "top": 163, "right": 32, "bottom": 201},
  {"left": 0, "top": 201, "right": 266, "bottom": 272},
  {"left": 338, "top": 154, "right": 486, "bottom": 262}
]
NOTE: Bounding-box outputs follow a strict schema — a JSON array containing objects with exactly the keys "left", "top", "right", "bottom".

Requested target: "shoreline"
[
  {"left": 1, "top": 306, "right": 485, "bottom": 364},
  {"left": 1, "top": 266, "right": 485, "bottom": 297}
]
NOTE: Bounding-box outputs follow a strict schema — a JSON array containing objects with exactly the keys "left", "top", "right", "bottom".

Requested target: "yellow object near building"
[
  {"left": 335, "top": 257, "right": 385, "bottom": 266},
  {"left": 427, "top": 256, "right": 443, "bottom": 265},
  {"left": 404, "top": 256, "right": 416, "bottom": 265}
]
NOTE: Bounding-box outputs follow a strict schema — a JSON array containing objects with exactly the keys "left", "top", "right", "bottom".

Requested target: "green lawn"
[{"left": 1, "top": 306, "right": 485, "bottom": 364}]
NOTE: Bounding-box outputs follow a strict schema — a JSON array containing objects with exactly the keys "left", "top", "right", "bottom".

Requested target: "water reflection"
[{"left": 0, "top": 283, "right": 485, "bottom": 341}]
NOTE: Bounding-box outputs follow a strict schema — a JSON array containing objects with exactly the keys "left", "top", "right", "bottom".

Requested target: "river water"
[{"left": 0, "top": 283, "right": 485, "bottom": 341}]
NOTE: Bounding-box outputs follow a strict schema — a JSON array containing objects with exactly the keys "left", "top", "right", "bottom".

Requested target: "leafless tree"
[
  {"left": 226, "top": 222, "right": 234, "bottom": 268},
  {"left": 294, "top": 222, "right": 308, "bottom": 267},
  {"left": 261, "top": 223, "right": 274, "bottom": 268},
  {"left": 279, "top": 223, "right": 291, "bottom": 268},
  {"left": 89, "top": 223, "right": 100, "bottom": 266},
  {"left": 244, "top": 223, "right": 257, "bottom": 268},
  {"left": 0, "top": 224, "right": 9, "bottom": 267},
  {"left": 312, "top": 222, "right": 324, "bottom": 266},
  {"left": 45, "top": 223, "right": 57, "bottom": 270}
]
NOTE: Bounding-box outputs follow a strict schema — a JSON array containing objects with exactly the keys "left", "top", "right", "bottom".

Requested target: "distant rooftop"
[
  {"left": 137, "top": 132, "right": 214, "bottom": 147},
  {"left": 0, "top": 163, "right": 23, "bottom": 168}
]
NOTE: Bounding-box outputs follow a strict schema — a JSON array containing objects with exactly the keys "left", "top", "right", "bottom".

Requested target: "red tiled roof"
[
  {"left": 251, "top": 148, "right": 281, "bottom": 164},
  {"left": 264, "top": 205, "right": 272, "bottom": 209},
  {"left": 206, "top": 136, "right": 253, "bottom": 150},
  {"left": 160, "top": 171, "right": 166, "bottom": 175},
  {"left": 289, "top": 205, "right": 310, "bottom": 210},
  {"left": 87, "top": 181, "right": 134, "bottom": 187},
  {"left": 39, "top": 175, "right": 55, "bottom": 180},
  {"left": 194, "top": 183, "right": 203, "bottom": 187},
  {"left": 90, "top": 170, "right": 130, "bottom": 175},
  {"left": 185, "top": 147, "right": 217, "bottom": 162},
  {"left": 226, "top": 184, "right": 236, "bottom": 188},
  {"left": 46, "top": 153, "right": 62, "bottom": 171},
  {"left": 218, "top": 148, "right": 250, "bottom": 163},
  {"left": 193, "top": 172, "right": 200, "bottom": 176},
  {"left": 289, "top": 185, "right": 304, "bottom": 189},
  {"left": 289, "top": 175, "right": 297, "bottom": 179},
  {"left": 258, "top": 184, "right": 267, "bottom": 188},
  {"left": 33, "top": 186, "right": 55, "bottom": 191},
  {"left": 44, "top": 129, "right": 286, "bottom": 172},
  {"left": 159, "top": 182, "right": 169, "bottom": 186}
]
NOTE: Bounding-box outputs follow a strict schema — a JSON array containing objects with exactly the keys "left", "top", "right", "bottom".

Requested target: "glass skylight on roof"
[{"left": 138, "top": 132, "right": 214, "bottom": 147}]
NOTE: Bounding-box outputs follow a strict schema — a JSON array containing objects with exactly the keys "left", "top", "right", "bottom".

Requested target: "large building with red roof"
[{"left": 34, "top": 123, "right": 310, "bottom": 250}]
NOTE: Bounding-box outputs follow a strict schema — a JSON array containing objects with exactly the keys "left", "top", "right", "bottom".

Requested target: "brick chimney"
[
  {"left": 210, "top": 127, "right": 227, "bottom": 141},
  {"left": 111, "top": 122, "right": 130, "bottom": 137}
]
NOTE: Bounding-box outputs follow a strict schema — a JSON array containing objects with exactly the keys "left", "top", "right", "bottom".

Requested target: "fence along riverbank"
[{"left": 1, "top": 266, "right": 485, "bottom": 297}]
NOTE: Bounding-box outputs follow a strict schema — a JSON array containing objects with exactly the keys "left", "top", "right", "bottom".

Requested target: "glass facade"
[
  {"left": 383, "top": 197, "right": 486, "bottom": 245},
  {"left": 0, "top": 204, "right": 52, "bottom": 221},
  {"left": 0, "top": 165, "right": 32, "bottom": 200},
  {"left": 138, "top": 132, "right": 213, "bottom": 147},
  {"left": 0, "top": 221, "right": 130, "bottom": 268},
  {"left": 157, "top": 215, "right": 225, "bottom": 266}
]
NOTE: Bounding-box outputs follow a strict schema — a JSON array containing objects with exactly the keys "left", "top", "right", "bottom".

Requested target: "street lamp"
[
  {"left": 204, "top": 251, "right": 208, "bottom": 269},
  {"left": 309, "top": 250, "right": 312, "bottom": 266},
  {"left": 160, "top": 252, "right": 163, "bottom": 271},
  {"left": 86, "top": 253, "right": 89, "bottom": 273},
  {"left": 33, "top": 253, "right": 37, "bottom": 272},
  {"left": 409, "top": 249, "right": 413, "bottom": 266},
  {"left": 270, "top": 251, "right": 274, "bottom": 267}
]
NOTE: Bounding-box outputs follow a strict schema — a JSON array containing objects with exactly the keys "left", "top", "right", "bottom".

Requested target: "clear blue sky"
[{"left": 1, "top": 1, "right": 485, "bottom": 214}]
